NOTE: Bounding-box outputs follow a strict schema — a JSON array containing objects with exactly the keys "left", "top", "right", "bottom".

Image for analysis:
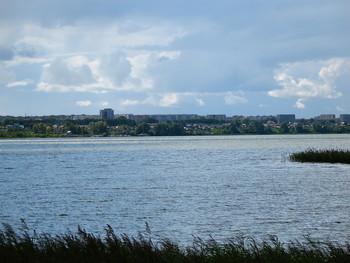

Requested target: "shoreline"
[{"left": 1, "top": 132, "right": 350, "bottom": 140}]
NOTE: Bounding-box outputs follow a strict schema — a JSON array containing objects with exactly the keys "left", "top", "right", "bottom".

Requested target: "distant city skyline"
[
  {"left": 1, "top": 110, "right": 350, "bottom": 121},
  {"left": 1, "top": 0, "right": 349, "bottom": 118}
]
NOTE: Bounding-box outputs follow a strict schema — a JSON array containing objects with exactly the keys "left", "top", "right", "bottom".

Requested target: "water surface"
[{"left": 1, "top": 134, "right": 349, "bottom": 244}]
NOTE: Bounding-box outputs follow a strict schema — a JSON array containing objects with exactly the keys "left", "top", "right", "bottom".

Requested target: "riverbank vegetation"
[
  {"left": 289, "top": 149, "right": 350, "bottom": 164},
  {"left": 1, "top": 224, "right": 349, "bottom": 263},
  {"left": 1, "top": 116, "right": 350, "bottom": 138}
]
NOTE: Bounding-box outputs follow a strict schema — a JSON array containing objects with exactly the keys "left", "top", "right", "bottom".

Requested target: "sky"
[{"left": 0, "top": 0, "right": 349, "bottom": 118}]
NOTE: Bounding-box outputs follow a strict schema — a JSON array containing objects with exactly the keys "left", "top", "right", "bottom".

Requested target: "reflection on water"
[{"left": 1, "top": 134, "right": 350, "bottom": 244}]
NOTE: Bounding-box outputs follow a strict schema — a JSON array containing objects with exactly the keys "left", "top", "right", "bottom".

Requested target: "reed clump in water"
[
  {"left": 289, "top": 148, "right": 350, "bottom": 164},
  {"left": 1, "top": 223, "right": 350, "bottom": 263}
]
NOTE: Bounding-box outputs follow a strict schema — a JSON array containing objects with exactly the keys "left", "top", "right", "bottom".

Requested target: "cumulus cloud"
[
  {"left": 98, "top": 51, "right": 132, "bottom": 87},
  {"left": 6, "top": 56, "right": 50, "bottom": 67},
  {"left": 159, "top": 93, "right": 179, "bottom": 107},
  {"left": 76, "top": 100, "right": 92, "bottom": 106},
  {"left": 39, "top": 57, "right": 96, "bottom": 88},
  {"left": 336, "top": 106, "right": 345, "bottom": 112},
  {"left": 99, "top": 101, "right": 109, "bottom": 107},
  {"left": 2, "top": 20, "right": 186, "bottom": 61},
  {"left": 15, "top": 19, "right": 186, "bottom": 94},
  {"left": 37, "top": 82, "right": 107, "bottom": 93},
  {"left": 127, "top": 53, "right": 155, "bottom": 91},
  {"left": 157, "top": 51, "right": 181, "bottom": 61},
  {"left": 195, "top": 97, "right": 205, "bottom": 106},
  {"left": 0, "top": 63, "right": 15, "bottom": 84},
  {"left": 224, "top": 91, "right": 248, "bottom": 105},
  {"left": 117, "top": 91, "right": 249, "bottom": 110},
  {"left": 294, "top": 98, "right": 306, "bottom": 109},
  {"left": 120, "top": 99, "right": 141, "bottom": 106},
  {"left": 268, "top": 57, "right": 350, "bottom": 107},
  {"left": 6, "top": 79, "right": 33, "bottom": 87},
  {"left": 33, "top": 48, "right": 183, "bottom": 94},
  {"left": 2, "top": 0, "right": 350, "bottom": 116},
  {"left": 2, "top": 19, "right": 186, "bottom": 97}
]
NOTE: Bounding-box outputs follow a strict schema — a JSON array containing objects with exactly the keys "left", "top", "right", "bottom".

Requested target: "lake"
[{"left": 1, "top": 134, "right": 350, "bottom": 244}]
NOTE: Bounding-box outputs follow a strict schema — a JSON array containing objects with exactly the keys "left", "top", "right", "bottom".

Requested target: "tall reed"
[
  {"left": 1, "top": 223, "right": 350, "bottom": 263},
  {"left": 289, "top": 148, "right": 350, "bottom": 164}
]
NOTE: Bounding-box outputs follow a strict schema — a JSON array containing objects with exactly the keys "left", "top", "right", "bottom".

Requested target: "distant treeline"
[{"left": 1, "top": 116, "right": 350, "bottom": 138}]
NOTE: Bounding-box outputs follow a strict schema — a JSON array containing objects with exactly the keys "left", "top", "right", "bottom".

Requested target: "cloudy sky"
[{"left": 1, "top": 0, "right": 349, "bottom": 117}]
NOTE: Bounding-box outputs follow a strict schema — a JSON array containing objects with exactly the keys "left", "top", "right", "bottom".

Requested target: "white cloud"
[
  {"left": 127, "top": 53, "right": 154, "bottom": 90},
  {"left": 34, "top": 49, "right": 182, "bottom": 94},
  {"left": 3, "top": 20, "right": 186, "bottom": 63},
  {"left": 39, "top": 57, "right": 96, "bottom": 87},
  {"left": 6, "top": 56, "right": 51, "bottom": 67},
  {"left": 6, "top": 79, "right": 33, "bottom": 87},
  {"left": 98, "top": 51, "right": 132, "bottom": 87},
  {"left": 0, "top": 63, "right": 15, "bottom": 83},
  {"left": 224, "top": 91, "right": 248, "bottom": 105},
  {"left": 67, "top": 55, "right": 90, "bottom": 68},
  {"left": 3, "top": 19, "right": 186, "bottom": 96},
  {"left": 36, "top": 82, "right": 107, "bottom": 93},
  {"left": 117, "top": 91, "right": 249, "bottom": 110},
  {"left": 76, "top": 100, "right": 92, "bottom": 106},
  {"left": 99, "top": 101, "right": 109, "bottom": 107},
  {"left": 268, "top": 57, "right": 350, "bottom": 107},
  {"left": 2, "top": 0, "right": 349, "bottom": 116},
  {"left": 336, "top": 106, "right": 345, "bottom": 112},
  {"left": 195, "top": 97, "right": 205, "bottom": 106},
  {"left": 120, "top": 99, "right": 140, "bottom": 106},
  {"left": 157, "top": 51, "right": 181, "bottom": 61},
  {"left": 159, "top": 93, "right": 178, "bottom": 107},
  {"left": 119, "top": 93, "right": 186, "bottom": 108},
  {"left": 294, "top": 98, "right": 306, "bottom": 109}
]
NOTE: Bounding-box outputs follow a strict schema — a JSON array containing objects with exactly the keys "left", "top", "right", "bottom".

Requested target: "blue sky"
[{"left": 1, "top": 0, "right": 349, "bottom": 117}]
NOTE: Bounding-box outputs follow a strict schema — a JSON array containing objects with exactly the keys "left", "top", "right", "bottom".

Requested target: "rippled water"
[{"left": 1, "top": 134, "right": 350, "bottom": 244}]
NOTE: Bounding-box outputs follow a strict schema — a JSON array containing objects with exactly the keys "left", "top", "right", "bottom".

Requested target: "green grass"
[
  {"left": 289, "top": 148, "right": 350, "bottom": 164},
  {"left": 1, "top": 223, "right": 350, "bottom": 263}
]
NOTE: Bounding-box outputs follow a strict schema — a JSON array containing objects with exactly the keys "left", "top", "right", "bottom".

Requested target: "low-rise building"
[
  {"left": 340, "top": 114, "right": 350, "bottom": 123},
  {"left": 315, "top": 114, "right": 336, "bottom": 121},
  {"left": 129, "top": 114, "right": 199, "bottom": 122},
  {"left": 206, "top": 114, "right": 226, "bottom": 121},
  {"left": 277, "top": 114, "right": 295, "bottom": 123}
]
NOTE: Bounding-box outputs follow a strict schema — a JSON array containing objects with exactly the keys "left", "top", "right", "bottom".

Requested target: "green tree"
[
  {"left": 253, "top": 121, "right": 265, "bottom": 134},
  {"left": 32, "top": 123, "right": 47, "bottom": 134},
  {"left": 294, "top": 123, "right": 305, "bottom": 134},
  {"left": 89, "top": 121, "right": 108, "bottom": 135},
  {"left": 135, "top": 122, "right": 150, "bottom": 135},
  {"left": 168, "top": 123, "right": 183, "bottom": 136},
  {"left": 228, "top": 122, "right": 240, "bottom": 134},
  {"left": 114, "top": 124, "right": 132, "bottom": 135},
  {"left": 281, "top": 123, "right": 290, "bottom": 133},
  {"left": 264, "top": 126, "right": 274, "bottom": 134},
  {"left": 154, "top": 123, "right": 169, "bottom": 136},
  {"left": 45, "top": 125, "right": 53, "bottom": 134},
  {"left": 312, "top": 123, "right": 331, "bottom": 133}
]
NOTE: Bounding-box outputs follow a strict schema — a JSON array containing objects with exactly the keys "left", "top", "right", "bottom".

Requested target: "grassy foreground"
[
  {"left": 1, "top": 224, "right": 350, "bottom": 263},
  {"left": 289, "top": 148, "right": 350, "bottom": 164}
]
